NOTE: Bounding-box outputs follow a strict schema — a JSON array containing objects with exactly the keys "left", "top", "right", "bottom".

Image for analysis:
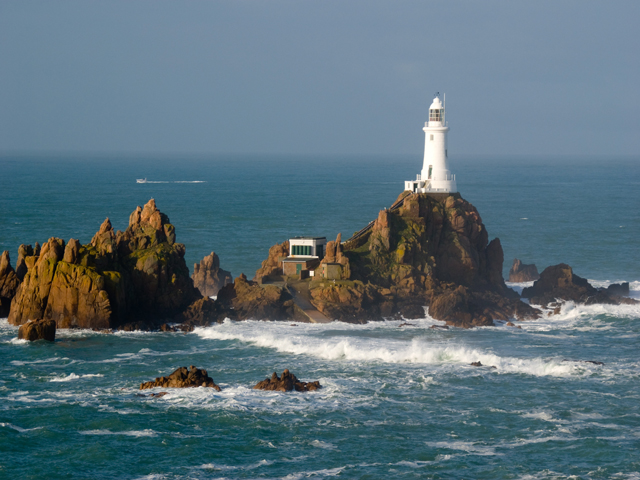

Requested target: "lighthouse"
[{"left": 404, "top": 94, "right": 457, "bottom": 193}]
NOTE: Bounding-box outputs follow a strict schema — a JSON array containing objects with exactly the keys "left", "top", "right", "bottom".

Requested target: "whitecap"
[
  {"left": 11, "top": 357, "right": 70, "bottom": 366},
  {"left": 424, "top": 440, "right": 498, "bottom": 456},
  {"left": 80, "top": 429, "right": 157, "bottom": 437},
  {"left": 194, "top": 323, "right": 576, "bottom": 377},
  {"left": 310, "top": 439, "right": 337, "bottom": 450},
  {"left": 0, "top": 422, "right": 43, "bottom": 433},
  {"left": 49, "top": 373, "right": 104, "bottom": 382}
]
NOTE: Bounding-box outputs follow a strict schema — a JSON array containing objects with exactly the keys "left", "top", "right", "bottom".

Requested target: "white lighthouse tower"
[{"left": 404, "top": 93, "right": 457, "bottom": 194}]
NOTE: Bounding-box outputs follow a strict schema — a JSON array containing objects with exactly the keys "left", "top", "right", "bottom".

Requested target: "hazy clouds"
[{"left": 1, "top": 1, "right": 638, "bottom": 156}]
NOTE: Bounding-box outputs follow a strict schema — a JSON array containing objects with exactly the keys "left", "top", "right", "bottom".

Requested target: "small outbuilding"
[{"left": 283, "top": 236, "right": 327, "bottom": 277}]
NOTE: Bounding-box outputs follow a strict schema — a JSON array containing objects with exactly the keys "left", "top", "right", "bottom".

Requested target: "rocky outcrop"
[
  {"left": 521, "top": 264, "right": 633, "bottom": 306},
  {"left": 508, "top": 259, "right": 540, "bottom": 283},
  {"left": 319, "top": 233, "right": 351, "bottom": 280},
  {"left": 0, "top": 251, "right": 21, "bottom": 317},
  {"left": 606, "top": 282, "right": 630, "bottom": 296},
  {"left": 252, "top": 369, "right": 321, "bottom": 392},
  {"left": 306, "top": 193, "right": 535, "bottom": 327},
  {"left": 140, "top": 365, "right": 221, "bottom": 391},
  {"left": 178, "top": 297, "right": 226, "bottom": 328},
  {"left": 192, "top": 252, "right": 232, "bottom": 297},
  {"left": 216, "top": 274, "right": 302, "bottom": 321},
  {"left": 254, "top": 241, "right": 289, "bottom": 281},
  {"left": 8, "top": 199, "right": 201, "bottom": 330},
  {"left": 17, "top": 319, "right": 56, "bottom": 342}
]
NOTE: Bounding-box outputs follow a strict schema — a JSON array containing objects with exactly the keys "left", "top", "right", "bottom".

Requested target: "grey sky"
[{"left": 1, "top": 1, "right": 638, "bottom": 156}]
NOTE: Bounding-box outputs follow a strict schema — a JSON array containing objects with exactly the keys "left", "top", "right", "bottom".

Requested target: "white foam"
[
  {"left": 49, "top": 373, "right": 104, "bottom": 382},
  {"left": 310, "top": 439, "right": 337, "bottom": 450},
  {"left": 0, "top": 422, "right": 43, "bottom": 433},
  {"left": 11, "top": 357, "right": 70, "bottom": 366},
  {"left": 424, "top": 440, "right": 497, "bottom": 456},
  {"left": 194, "top": 322, "right": 576, "bottom": 377},
  {"left": 80, "top": 429, "right": 157, "bottom": 437}
]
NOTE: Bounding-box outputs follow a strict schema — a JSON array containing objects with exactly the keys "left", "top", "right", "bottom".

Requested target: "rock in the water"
[
  {"left": 0, "top": 251, "right": 21, "bottom": 317},
  {"left": 8, "top": 199, "right": 201, "bottom": 330},
  {"left": 606, "top": 282, "right": 630, "bottom": 297},
  {"left": 140, "top": 365, "right": 221, "bottom": 391},
  {"left": 252, "top": 369, "right": 321, "bottom": 392},
  {"left": 192, "top": 252, "right": 232, "bottom": 297},
  {"left": 521, "top": 264, "right": 631, "bottom": 307},
  {"left": 508, "top": 259, "right": 540, "bottom": 283},
  {"left": 17, "top": 319, "right": 56, "bottom": 341}
]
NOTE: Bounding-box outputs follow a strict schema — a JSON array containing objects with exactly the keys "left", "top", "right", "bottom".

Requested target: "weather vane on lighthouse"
[{"left": 404, "top": 92, "right": 457, "bottom": 194}]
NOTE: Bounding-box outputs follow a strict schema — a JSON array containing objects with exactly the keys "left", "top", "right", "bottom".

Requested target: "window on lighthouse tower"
[{"left": 429, "top": 108, "right": 442, "bottom": 122}]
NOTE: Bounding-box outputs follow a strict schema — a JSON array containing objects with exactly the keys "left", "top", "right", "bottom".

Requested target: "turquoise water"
[{"left": 1, "top": 155, "right": 639, "bottom": 479}]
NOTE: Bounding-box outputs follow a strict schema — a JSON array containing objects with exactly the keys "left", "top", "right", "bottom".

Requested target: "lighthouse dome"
[{"left": 429, "top": 97, "right": 443, "bottom": 110}]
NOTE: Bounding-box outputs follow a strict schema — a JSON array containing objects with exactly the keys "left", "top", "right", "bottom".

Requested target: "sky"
[{"left": 1, "top": 1, "right": 639, "bottom": 157}]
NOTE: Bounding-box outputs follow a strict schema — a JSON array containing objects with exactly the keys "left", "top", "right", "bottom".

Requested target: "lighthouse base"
[{"left": 404, "top": 174, "right": 457, "bottom": 194}]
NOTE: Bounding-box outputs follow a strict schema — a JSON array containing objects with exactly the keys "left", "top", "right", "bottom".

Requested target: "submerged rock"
[
  {"left": 508, "top": 259, "right": 540, "bottom": 283},
  {"left": 140, "top": 365, "right": 221, "bottom": 391},
  {"left": 192, "top": 252, "right": 232, "bottom": 297},
  {"left": 17, "top": 319, "right": 56, "bottom": 342},
  {"left": 252, "top": 369, "right": 321, "bottom": 392}
]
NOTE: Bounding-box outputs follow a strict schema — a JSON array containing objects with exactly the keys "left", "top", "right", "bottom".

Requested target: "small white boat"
[{"left": 136, "top": 178, "right": 147, "bottom": 184}]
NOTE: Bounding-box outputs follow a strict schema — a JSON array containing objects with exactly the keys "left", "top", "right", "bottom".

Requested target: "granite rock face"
[
  {"left": 314, "top": 193, "right": 532, "bottom": 327},
  {"left": 508, "top": 259, "right": 540, "bottom": 283},
  {"left": 192, "top": 252, "right": 232, "bottom": 297},
  {"left": 252, "top": 369, "right": 321, "bottom": 392},
  {"left": 140, "top": 366, "right": 221, "bottom": 391},
  {"left": 8, "top": 199, "right": 201, "bottom": 330},
  {"left": 0, "top": 251, "right": 21, "bottom": 317},
  {"left": 17, "top": 319, "right": 56, "bottom": 342},
  {"left": 254, "top": 241, "right": 289, "bottom": 281}
]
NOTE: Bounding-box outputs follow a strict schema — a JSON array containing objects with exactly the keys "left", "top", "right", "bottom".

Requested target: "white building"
[{"left": 404, "top": 94, "right": 457, "bottom": 194}]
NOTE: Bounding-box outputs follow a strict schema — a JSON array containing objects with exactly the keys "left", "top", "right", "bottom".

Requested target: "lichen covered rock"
[{"left": 8, "top": 199, "right": 201, "bottom": 330}]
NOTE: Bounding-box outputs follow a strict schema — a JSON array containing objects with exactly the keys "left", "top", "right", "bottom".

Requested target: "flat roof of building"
[{"left": 290, "top": 236, "right": 326, "bottom": 240}]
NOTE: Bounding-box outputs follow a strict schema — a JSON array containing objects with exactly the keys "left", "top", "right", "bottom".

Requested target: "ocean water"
[{"left": 1, "top": 154, "right": 639, "bottom": 479}]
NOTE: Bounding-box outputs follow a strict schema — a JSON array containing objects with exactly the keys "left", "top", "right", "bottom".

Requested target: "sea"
[{"left": 0, "top": 154, "right": 639, "bottom": 479}]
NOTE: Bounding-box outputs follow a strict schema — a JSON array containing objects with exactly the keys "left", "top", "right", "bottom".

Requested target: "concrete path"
[{"left": 285, "top": 284, "right": 332, "bottom": 324}]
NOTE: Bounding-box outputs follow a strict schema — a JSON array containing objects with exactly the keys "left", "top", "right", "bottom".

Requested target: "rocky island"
[{"left": 0, "top": 194, "right": 634, "bottom": 337}]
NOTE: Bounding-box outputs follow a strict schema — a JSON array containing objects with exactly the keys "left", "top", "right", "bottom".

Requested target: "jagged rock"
[
  {"left": 8, "top": 199, "right": 201, "bottom": 330},
  {"left": 508, "top": 259, "right": 540, "bottom": 283},
  {"left": 521, "top": 264, "right": 632, "bottom": 307},
  {"left": 192, "top": 252, "right": 232, "bottom": 297},
  {"left": 252, "top": 369, "right": 321, "bottom": 392},
  {"left": 178, "top": 297, "right": 226, "bottom": 327},
  {"left": 320, "top": 233, "right": 351, "bottom": 279},
  {"left": 0, "top": 251, "right": 21, "bottom": 317},
  {"left": 17, "top": 319, "right": 56, "bottom": 342},
  {"left": 216, "top": 274, "right": 300, "bottom": 321},
  {"left": 16, "top": 244, "right": 34, "bottom": 281},
  {"left": 606, "top": 282, "right": 630, "bottom": 296},
  {"left": 254, "top": 240, "right": 289, "bottom": 281},
  {"left": 140, "top": 366, "right": 221, "bottom": 391}
]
